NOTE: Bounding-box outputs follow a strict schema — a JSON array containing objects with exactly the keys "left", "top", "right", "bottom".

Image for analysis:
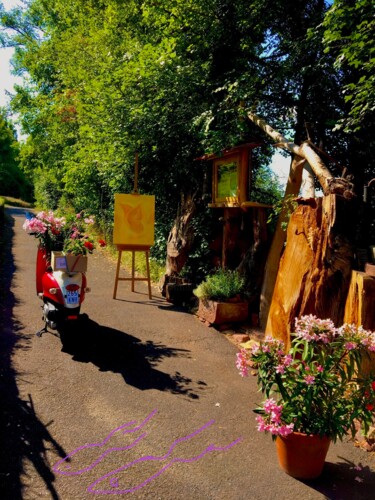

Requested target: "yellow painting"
[{"left": 113, "top": 194, "right": 155, "bottom": 247}]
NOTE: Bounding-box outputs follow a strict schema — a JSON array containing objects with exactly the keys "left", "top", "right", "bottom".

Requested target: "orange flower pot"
[
  {"left": 276, "top": 432, "right": 331, "bottom": 479},
  {"left": 197, "top": 299, "right": 248, "bottom": 325}
]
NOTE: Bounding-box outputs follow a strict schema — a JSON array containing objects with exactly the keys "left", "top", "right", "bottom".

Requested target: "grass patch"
[
  {"left": 0, "top": 196, "right": 34, "bottom": 208},
  {"left": 112, "top": 246, "right": 165, "bottom": 284},
  {"left": 0, "top": 197, "right": 5, "bottom": 221},
  {"left": 90, "top": 227, "right": 165, "bottom": 285}
]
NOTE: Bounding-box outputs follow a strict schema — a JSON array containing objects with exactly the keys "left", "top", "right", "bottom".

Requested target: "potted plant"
[
  {"left": 194, "top": 268, "right": 248, "bottom": 325},
  {"left": 236, "top": 315, "right": 375, "bottom": 479}
]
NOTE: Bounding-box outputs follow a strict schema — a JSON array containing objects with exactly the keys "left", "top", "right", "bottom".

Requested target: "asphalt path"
[{"left": 1, "top": 207, "right": 374, "bottom": 500}]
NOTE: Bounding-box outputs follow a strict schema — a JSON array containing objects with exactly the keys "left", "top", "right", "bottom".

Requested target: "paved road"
[{"left": 1, "top": 207, "right": 374, "bottom": 500}]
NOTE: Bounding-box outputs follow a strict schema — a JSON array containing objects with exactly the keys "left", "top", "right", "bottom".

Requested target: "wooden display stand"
[{"left": 113, "top": 245, "right": 152, "bottom": 300}]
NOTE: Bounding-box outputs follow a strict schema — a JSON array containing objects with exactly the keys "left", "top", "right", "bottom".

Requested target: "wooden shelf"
[
  {"left": 208, "top": 202, "right": 240, "bottom": 208},
  {"left": 208, "top": 201, "right": 273, "bottom": 209},
  {"left": 241, "top": 201, "right": 273, "bottom": 209}
]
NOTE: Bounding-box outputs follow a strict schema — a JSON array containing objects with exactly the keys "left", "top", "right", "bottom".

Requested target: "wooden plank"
[
  {"left": 344, "top": 271, "right": 375, "bottom": 376},
  {"left": 344, "top": 271, "right": 375, "bottom": 330}
]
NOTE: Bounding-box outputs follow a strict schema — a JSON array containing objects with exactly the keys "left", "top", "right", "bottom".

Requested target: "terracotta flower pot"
[
  {"left": 276, "top": 432, "right": 331, "bottom": 479},
  {"left": 197, "top": 299, "right": 248, "bottom": 325}
]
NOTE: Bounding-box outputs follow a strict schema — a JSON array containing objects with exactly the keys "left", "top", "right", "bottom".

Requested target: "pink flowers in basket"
[{"left": 23, "top": 210, "right": 105, "bottom": 256}]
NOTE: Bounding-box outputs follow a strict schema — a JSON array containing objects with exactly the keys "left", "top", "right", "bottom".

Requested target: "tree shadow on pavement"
[
  {"left": 299, "top": 458, "right": 375, "bottom": 500},
  {"left": 60, "top": 317, "right": 206, "bottom": 399},
  {"left": 0, "top": 212, "right": 68, "bottom": 500}
]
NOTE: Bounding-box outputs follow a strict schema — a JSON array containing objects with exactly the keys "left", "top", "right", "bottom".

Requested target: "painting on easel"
[{"left": 113, "top": 193, "right": 155, "bottom": 247}]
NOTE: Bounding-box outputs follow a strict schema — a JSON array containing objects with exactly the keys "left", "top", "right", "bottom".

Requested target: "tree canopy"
[
  {"left": 0, "top": 107, "right": 31, "bottom": 200},
  {"left": 1, "top": 0, "right": 374, "bottom": 262}
]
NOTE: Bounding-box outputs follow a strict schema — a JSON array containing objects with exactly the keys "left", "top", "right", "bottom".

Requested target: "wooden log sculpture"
[
  {"left": 266, "top": 195, "right": 354, "bottom": 346},
  {"left": 247, "top": 111, "right": 356, "bottom": 331}
]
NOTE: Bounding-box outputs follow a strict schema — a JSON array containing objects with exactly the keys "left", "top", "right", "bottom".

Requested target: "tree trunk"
[
  {"left": 237, "top": 207, "right": 269, "bottom": 314},
  {"left": 159, "top": 193, "right": 196, "bottom": 295},
  {"left": 302, "top": 163, "right": 315, "bottom": 198},
  {"left": 266, "top": 195, "right": 354, "bottom": 347}
]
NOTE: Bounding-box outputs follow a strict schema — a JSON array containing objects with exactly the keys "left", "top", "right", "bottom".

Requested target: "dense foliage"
[
  {"left": 0, "top": 108, "right": 31, "bottom": 200},
  {"left": 1, "top": 0, "right": 374, "bottom": 266}
]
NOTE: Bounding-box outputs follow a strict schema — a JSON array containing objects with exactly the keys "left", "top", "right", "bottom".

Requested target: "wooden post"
[
  {"left": 113, "top": 245, "right": 152, "bottom": 300},
  {"left": 344, "top": 271, "right": 375, "bottom": 330},
  {"left": 134, "top": 151, "right": 139, "bottom": 194},
  {"left": 344, "top": 271, "right": 375, "bottom": 376}
]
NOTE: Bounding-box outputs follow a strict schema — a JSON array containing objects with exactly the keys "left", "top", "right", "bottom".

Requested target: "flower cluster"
[
  {"left": 237, "top": 315, "right": 375, "bottom": 442},
  {"left": 23, "top": 211, "right": 66, "bottom": 251},
  {"left": 62, "top": 213, "right": 97, "bottom": 256},
  {"left": 255, "top": 398, "right": 294, "bottom": 437},
  {"left": 23, "top": 210, "right": 105, "bottom": 256}
]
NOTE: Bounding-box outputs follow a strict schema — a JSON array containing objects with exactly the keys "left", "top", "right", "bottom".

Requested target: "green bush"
[{"left": 193, "top": 268, "right": 245, "bottom": 302}]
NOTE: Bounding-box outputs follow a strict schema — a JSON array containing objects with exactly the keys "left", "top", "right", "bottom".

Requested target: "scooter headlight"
[{"left": 49, "top": 288, "right": 58, "bottom": 294}]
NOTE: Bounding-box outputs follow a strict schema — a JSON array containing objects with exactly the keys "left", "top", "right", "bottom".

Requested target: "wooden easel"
[
  {"left": 112, "top": 151, "right": 153, "bottom": 300},
  {"left": 113, "top": 244, "right": 152, "bottom": 299}
]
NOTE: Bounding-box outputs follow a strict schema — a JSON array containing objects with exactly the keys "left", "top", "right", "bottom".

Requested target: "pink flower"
[
  {"left": 255, "top": 399, "right": 293, "bottom": 437},
  {"left": 263, "top": 399, "right": 282, "bottom": 417},
  {"left": 317, "top": 365, "right": 324, "bottom": 373},
  {"left": 236, "top": 350, "right": 249, "bottom": 377},
  {"left": 251, "top": 344, "right": 260, "bottom": 355},
  {"left": 277, "top": 423, "right": 294, "bottom": 437},
  {"left": 23, "top": 218, "right": 47, "bottom": 234},
  {"left": 283, "top": 354, "right": 293, "bottom": 367},
  {"left": 276, "top": 364, "right": 285, "bottom": 374},
  {"left": 294, "top": 315, "right": 336, "bottom": 341},
  {"left": 71, "top": 230, "right": 80, "bottom": 239},
  {"left": 256, "top": 415, "right": 267, "bottom": 432},
  {"left": 345, "top": 342, "right": 357, "bottom": 351},
  {"left": 304, "top": 375, "right": 316, "bottom": 385}
]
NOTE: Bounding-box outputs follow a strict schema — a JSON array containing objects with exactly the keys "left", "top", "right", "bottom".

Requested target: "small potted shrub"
[{"left": 194, "top": 269, "right": 248, "bottom": 325}]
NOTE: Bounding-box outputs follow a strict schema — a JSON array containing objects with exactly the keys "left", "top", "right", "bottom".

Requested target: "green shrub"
[{"left": 193, "top": 269, "right": 245, "bottom": 302}]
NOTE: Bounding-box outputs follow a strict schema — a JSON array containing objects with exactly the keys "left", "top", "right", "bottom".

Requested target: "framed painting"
[{"left": 113, "top": 194, "right": 155, "bottom": 247}]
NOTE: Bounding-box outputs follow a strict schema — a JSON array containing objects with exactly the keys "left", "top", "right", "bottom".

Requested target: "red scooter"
[{"left": 36, "top": 247, "right": 89, "bottom": 337}]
